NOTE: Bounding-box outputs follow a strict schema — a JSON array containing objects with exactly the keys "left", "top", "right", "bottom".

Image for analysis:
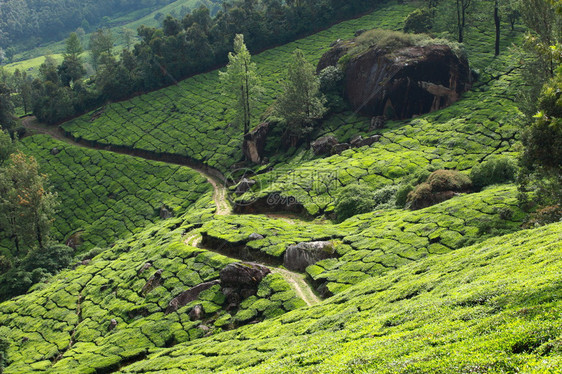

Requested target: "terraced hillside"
[
  {"left": 0, "top": 205, "right": 307, "bottom": 373},
  {"left": 0, "top": 135, "right": 212, "bottom": 253},
  {"left": 2, "top": 2, "right": 558, "bottom": 373},
  {"left": 116, "top": 222, "right": 562, "bottom": 373}
]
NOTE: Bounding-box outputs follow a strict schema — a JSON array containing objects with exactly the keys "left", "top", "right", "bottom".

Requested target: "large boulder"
[
  {"left": 220, "top": 262, "right": 271, "bottom": 309},
  {"left": 318, "top": 34, "right": 471, "bottom": 120},
  {"left": 311, "top": 135, "right": 339, "bottom": 155},
  {"left": 284, "top": 241, "right": 337, "bottom": 272},
  {"left": 220, "top": 262, "right": 270, "bottom": 287}
]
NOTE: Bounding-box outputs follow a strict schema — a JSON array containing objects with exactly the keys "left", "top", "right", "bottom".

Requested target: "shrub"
[
  {"left": 373, "top": 185, "right": 399, "bottom": 209},
  {"left": 396, "top": 184, "right": 414, "bottom": 208},
  {"left": 426, "top": 170, "right": 472, "bottom": 192},
  {"left": 470, "top": 157, "right": 518, "bottom": 190},
  {"left": 334, "top": 184, "right": 375, "bottom": 222},
  {"left": 407, "top": 170, "right": 472, "bottom": 210},
  {"left": 524, "top": 205, "right": 562, "bottom": 228},
  {"left": 404, "top": 8, "right": 433, "bottom": 34}
]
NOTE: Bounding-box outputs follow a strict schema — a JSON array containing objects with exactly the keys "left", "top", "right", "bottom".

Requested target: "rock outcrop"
[
  {"left": 318, "top": 37, "right": 470, "bottom": 119},
  {"left": 284, "top": 241, "right": 337, "bottom": 272},
  {"left": 165, "top": 280, "right": 221, "bottom": 314},
  {"left": 311, "top": 135, "right": 339, "bottom": 155},
  {"left": 242, "top": 122, "right": 270, "bottom": 164},
  {"left": 220, "top": 262, "right": 271, "bottom": 309}
]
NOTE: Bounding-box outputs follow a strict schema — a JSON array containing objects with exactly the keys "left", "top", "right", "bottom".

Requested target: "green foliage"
[
  {"left": 520, "top": 67, "right": 562, "bottom": 205},
  {"left": 0, "top": 83, "right": 15, "bottom": 132},
  {"left": 395, "top": 183, "right": 414, "bottom": 207},
  {"left": 219, "top": 34, "right": 262, "bottom": 135},
  {"left": 318, "top": 66, "right": 347, "bottom": 113},
  {"left": 104, "top": 222, "right": 562, "bottom": 373},
  {"left": 0, "top": 244, "right": 73, "bottom": 301},
  {"left": 0, "top": 151, "right": 58, "bottom": 255},
  {"left": 275, "top": 49, "right": 327, "bottom": 142},
  {"left": 403, "top": 8, "right": 433, "bottom": 34},
  {"left": 0, "top": 208, "right": 305, "bottom": 373},
  {"left": 0, "top": 332, "right": 7, "bottom": 372},
  {"left": 0, "top": 130, "right": 15, "bottom": 166},
  {"left": 470, "top": 156, "right": 518, "bottom": 190},
  {"left": 62, "top": 4, "right": 414, "bottom": 173},
  {"left": 334, "top": 184, "right": 375, "bottom": 222}
]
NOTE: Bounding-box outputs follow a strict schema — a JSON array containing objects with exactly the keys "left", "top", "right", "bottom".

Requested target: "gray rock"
[
  {"left": 220, "top": 262, "right": 270, "bottom": 288},
  {"left": 356, "top": 135, "right": 381, "bottom": 148},
  {"left": 350, "top": 135, "right": 363, "bottom": 148},
  {"left": 159, "top": 207, "right": 173, "bottom": 219},
  {"left": 331, "top": 143, "right": 351, "bottom": 155},
  {"left": 141, "top": 269, "right": 164, "bottom": 296},
  {"left": 108, "top": 319, "right": 118, "bottom": 331},
  {"left": 284, "top": 241, "right": 337, "bottom": 272},
  {"left": 242, "top": 122, "right": 270, "bottom": 164},
  {"left": 248, "top": 233, "right": 264, "bottom": 241},
  {"left": 318, "top": 41, "right": 471, "bottom": 119},
  {"left": 137, "top": 262, "right": 152, "bottom": 276},
  {"left": 311, "top": 136, "right": 338, "bottom": 155},
  {"left": 370, "top": 116, "right": 386, "bottom": 131},
  {"left": 189, "top": 304, "right": 205, "bottom": 321}
]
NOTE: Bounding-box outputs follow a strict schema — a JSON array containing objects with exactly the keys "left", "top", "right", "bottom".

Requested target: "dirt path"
[
  {"left": 22, "top": 117, "right": 232, "bottom": 216},
  {"left": 24, "top": 116, "right": 320, "bottom": 307},
  {"left": 184, "top": 231, "right": 321, "bottom": 307},
  {"left": 271, "top": 268, "right": 321, "bottom": 307}
]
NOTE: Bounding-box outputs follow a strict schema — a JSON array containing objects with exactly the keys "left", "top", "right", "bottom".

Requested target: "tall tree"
[
  {"left": 219, "top": 34, "right": 262, "bottom": 135},
  {"left": 0, "top": 82, "right": 15, "bottom": 132},
  {"left": 455, "top": 0, "right": 472, "bottom": 42},
  {"left": 59, "top": 32, "right": 86, "bottom": 86},
  {"left": 275, "top": 49, "right": 326, "bottom": 144},
  {"left": 89, "top": 29, "right": 114, "bottom": 71},
  {"left": 0, "top": 152, "right": 58, "bottom": 254}
]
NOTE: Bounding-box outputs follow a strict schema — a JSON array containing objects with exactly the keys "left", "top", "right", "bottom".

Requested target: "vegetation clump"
[
  {"left": 407, "top": 170, "right": 471, "bottom": 210},
  {"left": 403, "top": 8, "right": 433, "bottom": 34},
  {"left": 470, "top": 156, "right": 517, "bottom": 190},
  {"left": 334, "top": 184, "right": 376, "bottom": 222}
]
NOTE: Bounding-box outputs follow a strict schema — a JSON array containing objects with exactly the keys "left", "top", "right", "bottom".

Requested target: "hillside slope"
[{"left": 119, "top": 221, "right": 562, "bottom": 373}]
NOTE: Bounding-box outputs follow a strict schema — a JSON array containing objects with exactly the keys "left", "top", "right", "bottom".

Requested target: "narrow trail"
[
  {"left": 21, "top": 117, "right": 232, "bottom": 216},
  {"left": 23, "top": 117, "right": 320, "bottom": 307},
  {"left": 271, "top": 268, "right": 321, "bottom": 307},
  {"left": 184, "top": 231, "right": 321, "bottom": 307}
]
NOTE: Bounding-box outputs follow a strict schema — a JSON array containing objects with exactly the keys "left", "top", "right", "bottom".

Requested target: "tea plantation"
[
  {"left": 117, "top": 222, "right": 562, "bottom": 373},
  {"left": 1, "top": 1, "right": 559, "bottom": 373},
  {"left": 0, "top": 205, "right": 305, "bottom": 373},
  {"left": 0, "top": 135, "right": 212, "bottom": 252}
]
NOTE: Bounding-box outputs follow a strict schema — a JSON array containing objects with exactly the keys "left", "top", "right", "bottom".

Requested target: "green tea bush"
[
  {"left": 334, "top": 184, "right": 375, "bottom": 222},
  {"left": 403, "top": 8, "right": 433, "bottom": 34},
  {"left": 470, "top": 157, "right": 517, "bottom": 190}
]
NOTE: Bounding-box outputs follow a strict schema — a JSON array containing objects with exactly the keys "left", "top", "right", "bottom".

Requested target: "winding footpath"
[{"left": 22, "top": 117, "right": 321, "bottom": 307}]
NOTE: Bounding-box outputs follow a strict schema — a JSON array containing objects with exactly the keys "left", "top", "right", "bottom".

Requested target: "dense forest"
[{"left": 0, "top": 0, "right": 176, "bottom": 49}]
